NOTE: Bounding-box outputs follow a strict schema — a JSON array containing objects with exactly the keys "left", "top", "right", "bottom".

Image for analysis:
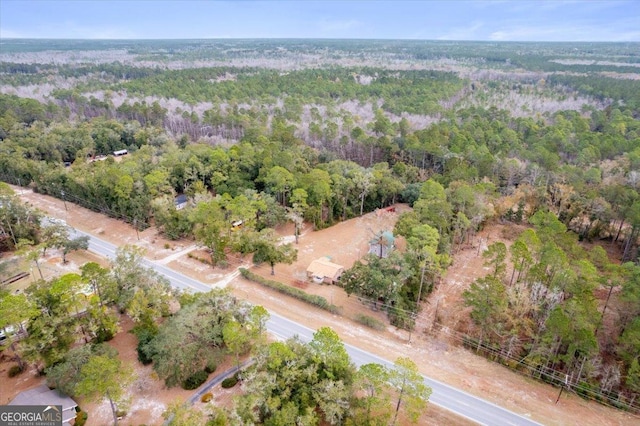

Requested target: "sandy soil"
[{"left": 4, "top": 186, "right": 638, "bottom": 425}]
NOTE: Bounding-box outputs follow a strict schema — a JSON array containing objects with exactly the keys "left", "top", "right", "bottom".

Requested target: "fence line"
[{"left": 431, "top": 322, "right": 640, "bottom": 415}]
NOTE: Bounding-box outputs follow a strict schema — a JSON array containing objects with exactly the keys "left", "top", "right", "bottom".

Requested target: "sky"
[{"left": 1, "top": 0, "right": 639, "bottom": 42}]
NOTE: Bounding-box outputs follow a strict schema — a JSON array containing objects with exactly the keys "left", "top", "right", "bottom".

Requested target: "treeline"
[
  {"left": 0, "top": 62, "right": 49, "bottom": 74},
  {"left": 5, "top": 39, "right": 637, "bottom": 72},
  {"left": 463, "top": 211, "right": 640, "bottom": 409},
  {"left": 119, "top": 67, "right": 465, "bottom": 114},
  {"left": 0, "top": 183, "right": 42, "bottom": 252},
  {"left": 0, "top": 93, "right": 49, "bottom": 125},
  {"left": 2, "top": 94, "right": 640, "bottom": 252},
  {"left": 548, "top": 74, "right": 640, "bottom": 112}
]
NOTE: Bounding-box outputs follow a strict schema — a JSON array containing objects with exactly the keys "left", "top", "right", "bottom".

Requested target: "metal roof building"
[
  {"left": 306, "top": 257, "right": 344, "bottom": 284},
  {"left": 9, "top": 384, "right": 78, "bottom": 425}
]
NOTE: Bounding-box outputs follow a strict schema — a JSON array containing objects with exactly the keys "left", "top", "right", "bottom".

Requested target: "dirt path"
[{"left": 10, "top": 187, "right": 639, "bottom": 426}]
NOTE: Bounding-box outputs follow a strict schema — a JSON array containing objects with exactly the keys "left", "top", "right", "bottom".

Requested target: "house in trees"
[
  {"left": 8, "top": 384, "right": 78, "bottom": 426},
  {"left": 369, "top": 230, "right": 395, "bottom": 258},
  {"left": 306, "top": 257, "right": 344, "bottom": 284},
  {"left": 174, "top": 194, "right": 188, "bottom": 210}
]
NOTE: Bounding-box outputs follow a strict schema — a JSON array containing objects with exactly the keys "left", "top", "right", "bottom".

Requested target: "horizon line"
[{"left": 2, "top": 37, "right": 638, "bottom": 44}]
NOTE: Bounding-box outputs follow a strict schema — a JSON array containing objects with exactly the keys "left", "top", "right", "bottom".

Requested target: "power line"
[{"left": 433, "top": 324, "right": 640, "bottom": 415}]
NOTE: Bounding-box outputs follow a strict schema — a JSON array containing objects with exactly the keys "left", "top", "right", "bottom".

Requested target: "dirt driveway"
[{"left": 6, "top": 186, "right": 638, "bottom": 426}]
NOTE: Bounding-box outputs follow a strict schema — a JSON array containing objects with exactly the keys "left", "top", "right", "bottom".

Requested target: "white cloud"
[
  {"left": 489, "top": 24, "right": 640, "bottom": 42},
  {"left": 540, "top": 0, "right": 632, "bottom": 12},
  {"left": 0, "top": 28, "right": 24, "bottom": 38},
  {"left": 58, "top": 21, "right": 138, "bottom": 39},
  {"left": 317, "top": 19, "right": 362, "bottom": 34},
  {"left": 489, "top": 26, "right": 577, "bottom": 42},
  {"left": 88, "top": 29, "right": 139, "bottom": 39},
  {"left": 437, "top": 22, "right": 484, "bottom": 40},
  {"left": 488, "top": 31, "right": 507, "bottom": 41},
  {"left": 536, "top": 0, "right": 584, "bottom": 11},
  {"left": 607, "top": 30, "right": 640, "bottom": 42},
  {"left": 2, "top": 20, "right": 139, "bottom": 39}
]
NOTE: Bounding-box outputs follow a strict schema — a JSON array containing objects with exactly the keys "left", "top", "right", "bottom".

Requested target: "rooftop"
[{"left": 9, "top": 384, "right": 78, "bottom": 425}]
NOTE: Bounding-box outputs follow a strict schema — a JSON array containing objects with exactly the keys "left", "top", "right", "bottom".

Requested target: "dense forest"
[{"left": 1, "top": 39, "right": 640, "bottom": 418}]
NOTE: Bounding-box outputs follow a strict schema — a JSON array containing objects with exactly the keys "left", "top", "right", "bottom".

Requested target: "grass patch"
[{"left": 354, "top": 313, "right": 386, "bottom": 331}]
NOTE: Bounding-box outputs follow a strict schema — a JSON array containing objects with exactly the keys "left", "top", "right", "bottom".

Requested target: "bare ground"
[{"left": 4, "top": 187, "right": 638, "bottom": 425}]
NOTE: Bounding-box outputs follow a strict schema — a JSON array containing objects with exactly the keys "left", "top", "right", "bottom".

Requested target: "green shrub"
[
  {"left": 354, "top": 314, "right": 385, "bottom": 331},
  {"left": 133, "top": 327, "right": 156, "bottom": 365},
  {"left": 95, "top": 327, "right": 115, "bottom": 343},
  {"left": 182, "top": 370, "right": 209, "bottom": 390},
  {"left": 131, "top": 321, "right": 158, "bottom": 365},
  {"left": 75, "top": 411, "right": 88, "bottom": 426},
  {"left": 221, "top": 376, "right": 238, "bottom": 388},
  {"left": 201, "top": 392, "right": 213, "bottom": 403},
  {"left": 137, "top": 346, "right": 153, "bottom": 365},
  {"left": 239, "top": 268, "right": 340, "bottom": 314},
  {"left": 205, "top": 362, "right": 217, "bottom": 374},
  {"left": 8, "top": 365, "right": 23, "bottom": 378}
]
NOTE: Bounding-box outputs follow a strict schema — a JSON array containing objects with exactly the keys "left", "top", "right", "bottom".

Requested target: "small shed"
[
  {"left": 174, "top": 194, "right": 188, "bottom": 210},
  {"left": 9, "top": 384, "right": 78, "bottom": 426},
  {"left": 306, "top": 257, "right": 344, "bottom": 284}
]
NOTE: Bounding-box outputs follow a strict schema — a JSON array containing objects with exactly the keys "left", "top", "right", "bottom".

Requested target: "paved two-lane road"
[{"left": 73, "top": 227, "right": 541, "bottom": 426}]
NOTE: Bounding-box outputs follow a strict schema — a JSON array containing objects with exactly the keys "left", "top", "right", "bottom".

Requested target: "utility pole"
[
  {"left": 61, "top": 190, "right": 68, "bottom": 211},
  {"left": 133, "top": 218, "right": 140, "bottom": 241},
  {"left": 408, "top": 248, "right": 432, "bottom": 342},
  {"left": 416, "top": 261, "right": 426, "bottom": 312},
  {"left": 431, "top": 297, "right": 440, "bottom": 333},
  {"left": 555, "top": 374, "right": 569, "bottom": 404},
  {"left": 555, "top": 384, "right": 564, "bottom": 404},
  {"left": 408, "top": 312, "right": 415, "bottom": 343},
  {"left": 595, "top": 282, "right": 615, "bottom": 335}
]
